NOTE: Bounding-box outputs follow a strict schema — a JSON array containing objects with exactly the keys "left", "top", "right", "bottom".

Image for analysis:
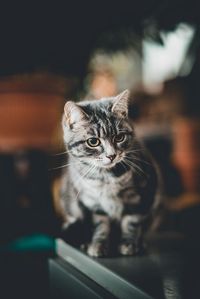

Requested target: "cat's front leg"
[
  {"left": 119, "top": 214, "right": 144, "bottom": 256},
  {"left": 62, "top": 215, "right": 77, "bottom": 230},
  {"left": 87, "top": 213, "right": 111, "bottom": 257}
]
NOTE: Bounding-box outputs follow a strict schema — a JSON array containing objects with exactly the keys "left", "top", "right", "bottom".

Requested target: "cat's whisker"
[
  {"left": 88, "top": 165, "right": 98, "bottom": 179},
  {"left": 84, "top": 163, "right": 98, "bottom": 180},
  {"left": 51, "top": 151, "right": 68, "bottom": 156},
  {"left": 124, "top": 157, "right": 146, "bottom": 177},
  {"left": 73, "top": 164, "right": 97, "bottom": 201},
  {"left": 87, "top": 164, "right": 97, "bottom": 178},
  {"left": 49, "top": 160, "right": 83, "bottom": 171},
  {"left": 123, "top": 159, "right": 141, "bottom": 177},
  {"left": 125, "top": 149, "right": 145, "bottom": 156},
  {"left": 126, "top": 154, "right": 151, "bottom": 166},
  {"left": 132, "top": 157, "right": 151, "bottom": 166},
  {"left": 78, "top": 164, "right": 96, "bottom": 182},
  {"left": 73, "top": 187, "right": 82, "bottom": 202},
  {"left": 119, "top": 161, "right": 129, "bottom": 172},
  {"left": 127, "top": 161, "right": 146, "bottom": 177},
  {"left": 51, "top": 149, "right": 74, "bottom": 156},
  {"left": 124, "top": 156, "right": 144, "bottom": 172},
  {"left": 49, "top": 164, "right": 70, "bottom": 171}
]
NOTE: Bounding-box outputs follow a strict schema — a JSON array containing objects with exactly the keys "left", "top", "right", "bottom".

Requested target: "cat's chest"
[
  {"left": 75, "top": 170, "right": 133, "bottom": 219},
  {"left": 80, "top": 170, "right": 132, "bottom": 195}
]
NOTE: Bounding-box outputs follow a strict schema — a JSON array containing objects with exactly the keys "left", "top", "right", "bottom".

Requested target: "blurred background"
[{"left": 0, "top": 1, "right": 200, "bottom": 298}]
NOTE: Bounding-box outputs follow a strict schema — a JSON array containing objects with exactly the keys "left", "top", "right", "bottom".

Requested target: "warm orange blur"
[{"left": 0, "top": 73, "right": 73, "bottom": 152}]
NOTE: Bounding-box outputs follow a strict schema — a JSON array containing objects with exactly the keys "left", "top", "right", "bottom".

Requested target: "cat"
[{"left": 59, "top": 90, "right": 160, "bottom": 257}]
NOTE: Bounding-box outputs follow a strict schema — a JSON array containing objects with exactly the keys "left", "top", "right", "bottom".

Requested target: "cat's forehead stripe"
[{"left": 87, "top": 108, "right": 118, "bottom": 138}]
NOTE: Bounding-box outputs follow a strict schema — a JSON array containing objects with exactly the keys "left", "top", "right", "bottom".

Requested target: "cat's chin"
[{"left": 98, "top": 160, "right": 122, "bottom": 170}]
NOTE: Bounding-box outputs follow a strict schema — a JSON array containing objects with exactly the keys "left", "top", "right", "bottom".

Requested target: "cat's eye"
[
  {"left": 114, "top": 133, "right": 125, "bottom": 143},
  {"left": 86, "top": 137, "right": 101, "bottom": 147}
]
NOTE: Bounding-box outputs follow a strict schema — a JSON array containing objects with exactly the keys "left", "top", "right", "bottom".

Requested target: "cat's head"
[{"left": 63, "top": 90, "right": 135, "bottom": 169}]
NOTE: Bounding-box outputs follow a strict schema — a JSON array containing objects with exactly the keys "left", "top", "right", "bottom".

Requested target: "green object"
[{"left": 0, "top": 234, "right": 56, "bottom": 253}]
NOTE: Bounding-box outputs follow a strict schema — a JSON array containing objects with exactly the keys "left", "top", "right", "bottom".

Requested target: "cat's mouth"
[{"left": 95, "top": 156, "right": 123, "bottom": 169}]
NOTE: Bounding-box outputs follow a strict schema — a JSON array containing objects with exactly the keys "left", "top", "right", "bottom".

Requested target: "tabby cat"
[{"left": 60, "top": 90, "right": 160, "bottom": 257}]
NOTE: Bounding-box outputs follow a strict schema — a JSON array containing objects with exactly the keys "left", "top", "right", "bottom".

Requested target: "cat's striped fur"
[{"left": 60, "top": 90, "right": 160, "bottom": 257}]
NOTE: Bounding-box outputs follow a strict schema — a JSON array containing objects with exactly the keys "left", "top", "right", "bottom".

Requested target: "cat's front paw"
[
  {"left": 119, "top": 242, "right": 139, "bottom": 256},
  {"left": 87, "top": 242, "right": 109, "bottom": 257}
]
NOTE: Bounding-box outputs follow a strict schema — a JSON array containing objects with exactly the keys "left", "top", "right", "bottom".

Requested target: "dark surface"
[
  {"left": 96, "top": 253, "right": 165, "bottom": 299},
  {"left": 49, "top": 257, "right": 115, "bottom": 299},
  {"left": 54, "top": 234, "right": 200, "bottom": 299},
  {"left": 96, "top": 238, "right": 186, "bottom": 299},
  {"left": 95, "top": 231, "right": 200, "bottom": 299}
]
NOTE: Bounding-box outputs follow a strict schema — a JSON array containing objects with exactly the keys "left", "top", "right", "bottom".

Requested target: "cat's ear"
[
  {"left": 111, "top": 89, "right": 130, "bottom": 118},
  {"left": 64, "top": 101, "right": 88, "bottom": 127}
]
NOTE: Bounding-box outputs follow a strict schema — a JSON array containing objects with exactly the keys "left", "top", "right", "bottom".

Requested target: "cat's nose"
[{"left": 106, "top": 154, "right": 116, "bottom": 162}]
